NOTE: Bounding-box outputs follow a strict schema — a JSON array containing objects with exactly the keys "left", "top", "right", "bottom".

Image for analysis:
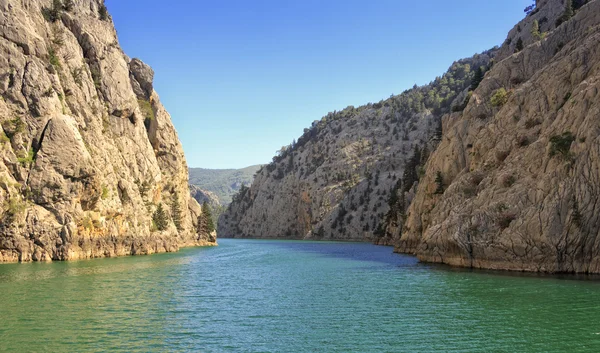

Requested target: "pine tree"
[
  {"left": 402, "top": 146, "right": 421, "bottom": 193},
  {"left": 565, "top": 0, "right": 574, "bottom": 19},
  {"left": 170, "top": 192, "right": 182, "bottom": 231},
  {"left": 202, "top": 201, "right": 215, "bottom": 233},
  {"left": 153, "top": 203, "right": 169, "bottom": 231},
  {"left": 515, "top": 38, "right": 524, "bottom": 52},
  {"left": 470, "top": 67, "right": 484, "bottom": 91},
  {"left": 556, "top": 0, "right": 574, "bottom": 27}
]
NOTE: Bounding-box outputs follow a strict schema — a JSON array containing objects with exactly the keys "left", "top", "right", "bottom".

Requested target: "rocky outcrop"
[
  {"left": 219, "top": 51, "right": 495, "bottom": 241},
  {"left": 190, "top": 185, "right": 220, "bottom": 209},
  {"left": 398, "top": 0, "right": 600, "bottom": 273},
  {"left": 189, "top": 185, "right": 221, "bottom": 231},
  {"left": 0, "top": 0, "right": 215, "bottom": 263}
]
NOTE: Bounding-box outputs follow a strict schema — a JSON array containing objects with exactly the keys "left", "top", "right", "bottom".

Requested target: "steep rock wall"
[
  {"left": 399, "top": 0, "right": 600, "bottom": 273},
  {"left": 219, "top": 52, "right": 494, "bottom": 241},
  {"left": 0, "top": 0, "right": 215, "bottom": 262}
]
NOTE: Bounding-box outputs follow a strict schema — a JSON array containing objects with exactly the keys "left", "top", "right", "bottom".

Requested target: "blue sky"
[{"left": 106, "top": 0, "right": 530, "bottom": 169}]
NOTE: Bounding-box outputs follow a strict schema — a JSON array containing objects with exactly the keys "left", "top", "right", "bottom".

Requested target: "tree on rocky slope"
[
  {"left": 198, "top": 201, "right": 216, "bottom": 234},
  {"left": 471, "top": 67, "right": 484, "bottom": 91},
  {"left": 170, "top": 192, "right": 182, "bottom": 231}
]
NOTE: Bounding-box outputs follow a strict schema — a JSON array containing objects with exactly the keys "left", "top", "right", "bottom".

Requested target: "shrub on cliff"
[
  {"left": 99, "top": 4, "right": 109, "bottom": 21},
  {"left": 41, "top": 0, "right": 73, "bottom": 22},
  {"left": 549, "top": 132, "right": 575, "bottom": 158},
  {"left": 491, "top": 88, "right": 509, "bottom": 107},
  {"left": 138, "top": 99, "right": 155, "bottom": 125}
]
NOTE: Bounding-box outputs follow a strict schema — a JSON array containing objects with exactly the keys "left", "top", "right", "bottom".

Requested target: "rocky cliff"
[
  {"left": 397, "top": 0, "right": 600, "bottom": 273},
  {"left": 220, "top": 0, "right": 600, "bottom": 273},
  {"left": 190, "top": 184, "right": 221, "bottom": 224},
  {"left": 219, "top": 50, "right": 495, "bottom": 241},
  {"left": 0, "top": 0, "right": 215, "bottom": 262}
]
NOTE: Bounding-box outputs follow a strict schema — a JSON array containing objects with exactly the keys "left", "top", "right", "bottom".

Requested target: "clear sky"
[{"left": 105, "top": 0, "right": 530, "bottom": 169}]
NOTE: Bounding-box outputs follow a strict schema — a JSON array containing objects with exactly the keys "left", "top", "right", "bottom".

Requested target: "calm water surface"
[{"left": 1, "top": 239, "right": 600, "bottom": 352}]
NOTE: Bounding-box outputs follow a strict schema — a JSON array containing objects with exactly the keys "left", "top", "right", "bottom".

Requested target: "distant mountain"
[{"left": 189, "top": 165, "right": 262, "bottom": 205}]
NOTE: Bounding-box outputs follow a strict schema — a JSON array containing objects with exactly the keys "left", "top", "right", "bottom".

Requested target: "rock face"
[
  {"left": 190, "top": 185, "right": 220, "bottom": 209},
  {"left": 399, "top": 0, "right": 600, "bottom": 273},
  {"left": 0, "top": 0, "right": 215, "bottom": 263},
  {"left": 220, "top": 0, "right": 600, "bottom": 273},
  {"left": 219, "top": 51, "right": 495, "bottom": 241}
]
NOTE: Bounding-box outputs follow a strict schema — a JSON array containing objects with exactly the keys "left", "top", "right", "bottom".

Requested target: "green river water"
[{"left": 1, "top": 238, "right": 600, "bottom": 352}]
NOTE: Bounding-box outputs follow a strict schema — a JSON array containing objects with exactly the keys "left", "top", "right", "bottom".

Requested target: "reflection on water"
[{"left": 1, "top": 239, "right": 600, "bottom": 352}]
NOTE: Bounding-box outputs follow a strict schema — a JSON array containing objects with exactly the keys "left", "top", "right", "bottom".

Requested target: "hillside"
[
  {"left": 0, "top": 0, "right": 216, "bottom": 262},
  {"left": 189, "top": 165, "right": 261, "bottom": 205},
  {"left": 220, "top": 0, "right": 600, "bottom": 274},
  {"left": 218, "top": 50, "right": 495, "bottom": 240}
]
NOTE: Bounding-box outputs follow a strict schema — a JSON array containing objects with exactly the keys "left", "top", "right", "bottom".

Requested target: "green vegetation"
[
  {"left": 201, "top": 201, "right": 216, "bottom": 233},
  {"left": 170, "top": 192, "right": 182, "bottom": 231},
  {"left": 17, "top": 148, "right": 35, "bottom": 166},
  {"left": 101, "top": 185, "right": 109, "bottom": 200},
  {"left": 434, "top": 171, "right": 444, "bottom": 194},
  {"left": 0, "top": 131, "right": 10, "bottom": 144},
  {"left": 72, "top": 66, "right": 84, "bottom": 87},
  {"left": 2, "top": 116, "right": 25, "bottom": 139},
  {"left": 63, "top": 0, "right": 74, "bottom": 11},
  {"left": 268, "top": 49, "right": 495, "bottom": 176},
  {"left": 197, "top": 201, "right": 217, "bottom": 234},
  {"left": 470, "top": 67, "right": 484, "bottom": 91},
  {"left": 152, "top": 203, "right": 169, "bottom": 231},
  {"left": 556, "top": 0, "right": 574, "bottom": 27},
  {"left": 189, "top": 165, "right": 262, "bottom": 205},
  {"left": 42, "top": 0, "right": 67, "bottom": 22},
  {"left": 402, "top": 146, "right": 422, "bottom": 193},
  {"left": 48, "top": 48, "right": 61, "bottom": 69},
  {"left": 556, "top": 0, "right": 589, "bottom": 27},
  {"left": 531, "top": 20, "right": 544, "bottom": 40},
  {"left": 515, "top": 38, "right": 524, "bottom": 52},
  {"left": 491, "top": 88, "right": 509, "bottom": 107},
  {"left": 4, "top": 196, "right": 27, "bottom": 221},
  {"left": 138, "top": 99, "right": 155, "bottom": 124},
  {"left": 549, "top": 132, "right": 575, "bottom": 158},
  {"left": 99, "top": 4, "right": 109, "bottom": 21},
  {"left": 88, "top": 62, "right": 102, "bottom": 90}
]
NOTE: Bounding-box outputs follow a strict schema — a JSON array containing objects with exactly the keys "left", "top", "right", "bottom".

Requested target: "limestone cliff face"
[
  {"left": 399, "top": 0, "right": 600, "bottom": 273},
  {"left": 0, "top": 0, "right": 215, "bottom": 262},
  {"left": 219, "top": 52, "right": 494, "bottom": 241},
  {"left": 190, "top": 185, "right": 220, "bottom": 210}
]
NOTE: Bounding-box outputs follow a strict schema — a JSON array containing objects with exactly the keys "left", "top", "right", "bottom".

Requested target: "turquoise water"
[{"left": 1, "top": 239, "right": 600, "bottom": 352}]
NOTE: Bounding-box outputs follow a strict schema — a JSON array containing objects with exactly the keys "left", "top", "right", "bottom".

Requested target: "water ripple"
[{"left": 1, "top": 239, "right": 600, "bottom": 352}]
